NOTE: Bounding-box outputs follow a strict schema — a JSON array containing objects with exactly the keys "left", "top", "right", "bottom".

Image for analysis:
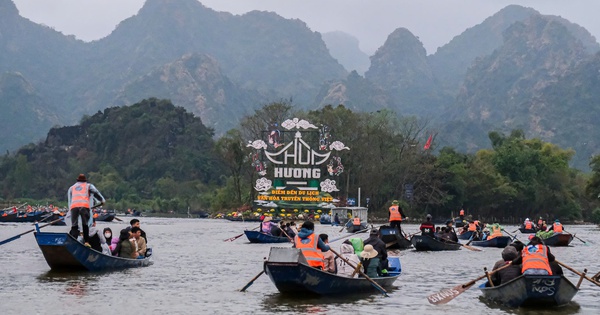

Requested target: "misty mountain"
[
  {"left": 322, "top": 31, "right": 370, "bottom": 75},
  {"left": 114, "top": 53, "right": 262, "bottom": 134},
  {"left": 0, "top": 72, "right": 61, "bottom": 153}
]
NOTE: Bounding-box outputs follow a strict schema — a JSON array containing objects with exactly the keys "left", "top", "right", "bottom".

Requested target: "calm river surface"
[{"left": 1, "top": 219, "right": 599, "bottom": 314}]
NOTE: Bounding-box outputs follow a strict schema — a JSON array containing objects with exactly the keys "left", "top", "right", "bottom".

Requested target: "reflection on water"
[
  {"left": 0, "top": 220, "right": 599, "bottom": 314},
  {"left": 479, "top": 296, "right": 581, "bottom": 315}
]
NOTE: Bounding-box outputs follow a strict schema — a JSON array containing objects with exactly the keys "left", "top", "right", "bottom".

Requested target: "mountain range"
[{"left": 1, "top": 0, "right": 600, "bottom": 170}]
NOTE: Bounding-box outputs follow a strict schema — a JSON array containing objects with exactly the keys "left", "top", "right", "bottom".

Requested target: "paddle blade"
[{"left": 427, "top": 283, "right": 471, "bottom": 305}]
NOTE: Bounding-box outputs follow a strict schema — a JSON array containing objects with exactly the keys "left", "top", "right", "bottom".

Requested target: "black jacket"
[{"left": 363, "top": 236, "right": 388, "bottom": 262}]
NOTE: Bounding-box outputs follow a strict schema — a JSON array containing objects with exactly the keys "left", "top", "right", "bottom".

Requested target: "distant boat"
[
  {"left": 470, "top": 236, "right": 511, "bottom": 248},
  {"left": 542, "top": 233, "right": 574, "bottom": 247},
  {"left": 0, "top": 211, "right": 46, "bottom": 223},
  {"left": 264, "top": 247, "right": 399, "bottom": 295},
  {"left": 34, "top": 231, "right": 152, "bottom": 272},
  {"left": 378, "top": 225, "right": 412, "bottom": 250},
  {"left": 518, "top": 227, "right": 537, "bottom": 234},
  {"left": 411, "top": 235, "right": 461, "bottom": 251},
  {"left": 458, "top": 230, "right": 474, "bottom": 240},
  {"left": 244, "top": 230, "right": 290, "bottom": 243},
  {"left": 479, "top": 275, "right": 578, "bottom": 307}
]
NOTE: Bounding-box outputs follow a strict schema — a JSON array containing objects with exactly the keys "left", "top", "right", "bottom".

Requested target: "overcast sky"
[{"left": 11, "top": 0, "right": 600, "bottom": 55}]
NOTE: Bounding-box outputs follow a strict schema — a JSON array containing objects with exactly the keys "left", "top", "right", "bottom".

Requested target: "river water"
[{"left": 0, "top": 219, "right": 599, "bottom": 315}]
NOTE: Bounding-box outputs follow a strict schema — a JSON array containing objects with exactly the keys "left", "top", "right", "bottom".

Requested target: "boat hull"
[
  {"left": 411, "top": 235, "right": 461, "bottom": 251},
  {"left": 94, "top": 213, "right": 116, "bottom": 222},
  {"left": 458, "top": 230, "right": 474, "bottom": 240},
  {"left": 471, "top": 236, "right": 512, "bottom": 248},
  {"left": 519, "top": 227, "right": 537, "bottom": 234},
  {"left": 0, "top": 212, "right": 46, "bottom": 223},
  {"left": 479, "top": 275, "right": 578, "bottom": 307},
  {"left": 379, "top": 225, "right": 412, "bottom": 250},
  {"left": 264, "top": 247, "right": 398, "bottom": 295},
  {"left": 543, "top": 233, "right": 574, "bottom": 247},
  {"left": 346, "top": 223, "right": 368, "bottom": 233},
  {"left": 34, "top": 232, "right": 152, "bottom": 272},
  {"left": 244, "top": 230, "right": 290, "bottom": 243}
]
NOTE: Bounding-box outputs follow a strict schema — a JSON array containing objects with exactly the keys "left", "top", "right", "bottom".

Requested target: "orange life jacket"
[
  {"left": 488, "top": 226, "right": 502, "bottom": 239},
  {"left": 93, "top": 213, "right": 99, "bottom": 219},
  {"left": 1, "top": 213, "right": 7, "bottom": 217},
  {"left": 553, "top": 223, "right": 563, "bottom": 233},
  {"left": 459, "top": 209, "right": 465, "bottom": 216},
  {"left": 353, "top": 218, "right": 361, "bottom": 225},
  {"left": 295, "top": 234, "right": 324, "bottom": 269},
  {"left": 522, "top": 244, "right": 552, "bottom": 275},
  {"left": 70, "top": 183, "right": 90, "bottom": 209},
  {"left": 389, "top": 206, "right": 402, "bottom": 221},
  {"left": 468, "top": 223, "right": 477, "bottom": 231},
  {"left": 537, "top": 219, "right": 543, "bottom": 226},
  {"left": 525, "top": 222, "right": 532, "bottom": 229}
]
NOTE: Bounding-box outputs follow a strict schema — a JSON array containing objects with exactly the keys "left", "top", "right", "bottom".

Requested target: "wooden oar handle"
[
  {"left": 557, "top": 260, "right": 600, "bottom": 287},
  {"left": 462, "top": 262, "right": 512, "bottom": 288}
]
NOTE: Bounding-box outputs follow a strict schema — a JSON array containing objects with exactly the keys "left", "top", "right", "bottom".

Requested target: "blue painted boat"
[
  {"left": 471, "top": 236, "right": 511, "bottom": 248},
  {"left": 378, "top": 225, "right": 412, "bottom": 250},
  {"left": 264, "top": 247, "right": 399, "bottom": 295},
  {"left": 319, "top": 214, "right": 332, "bottom": 225},
  {"left": 411, "top": 235, "right": 461, "bottom": 251},
  {"left": 244, "top": 230, "right": 290, "bottom": 243},
  {"left": 543, "top": 233, "right": 574, "bottom": 247},
  {"left": 479, "top": 275, "right": 578, "bottom": 307},
  {"left": 34, "top": 231, "right": 152, "bottom": 271},
  {"left": 458, "top": 230, "right": 474, "bottom": 240}
]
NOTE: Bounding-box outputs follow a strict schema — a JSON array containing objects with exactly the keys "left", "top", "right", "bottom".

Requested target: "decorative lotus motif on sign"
[
  {"left": 281, "top": 118, "right": 318, "bottom": 130},
  {"left": 247, "top": 140, "right": 267, "bottom": 150},
  {"left": 320, "top": 179, "right": 339, "bottom": 192},
  {"left": 329, "top": 141, "right": 350, "bottom": 151},
  {"left": 254, "top": 177, "right": 272, "bottom": 191}
]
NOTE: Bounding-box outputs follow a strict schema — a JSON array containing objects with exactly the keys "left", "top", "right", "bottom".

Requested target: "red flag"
[{"left": 424, "top": 134, "right": 433, "bottom": 150}]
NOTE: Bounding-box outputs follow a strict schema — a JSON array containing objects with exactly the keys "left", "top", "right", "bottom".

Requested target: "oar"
[
  {"left": 502, "top": 229, "right": 520, "bottom": 241},
  {"left": 329, "top": 227, "right": 371, "bottom": 243},
  {"left": 563, "top": 230, "right": 590, "bottom": 245},
  {"left": 406, "top": 230, "right": 422, "bottom": 239},
  {"left": 556, "top": 260, "right": 600, "bottom": 287},
  {"left": 444, "top": 238, "right": 481, "bottom": 251},
  {"left": 329, "top": 248, "right": 389, "bottom": 297},
  {"left": 224, "top": 226, "right": 259, "bottom": 242},
  {"left": 0, "top": 218, "right": 64, "bottom": 246},
  {"left": 239, "top": 270, "right": 265, "bottom": 292},
  {"left": 279, "top": 227, "right": 293, "bottom": 242},
  {"left": 427, "top": 263, "right": 513, "bottom": 304}
]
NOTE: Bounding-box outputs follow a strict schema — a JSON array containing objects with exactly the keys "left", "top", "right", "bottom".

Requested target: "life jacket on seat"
[
  {"left": 522, "top": 244, "right": 552, "bottom": 275},
  {"left": 295, "top": 234, "right": 325, "bottom": 269}
]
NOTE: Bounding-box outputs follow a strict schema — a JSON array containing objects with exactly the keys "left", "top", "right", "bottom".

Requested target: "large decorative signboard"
[{"left": 247, "top": 118, "right": 350, "bottom": 212}]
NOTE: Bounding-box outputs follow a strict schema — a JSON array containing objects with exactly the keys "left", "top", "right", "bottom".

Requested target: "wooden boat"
[
  {"left": 244, "top": 230, "right": 290, "bottom": 243},
  {"left": 479, "top": 275, "right": 578, "bottom": 307},
  {"left": 94, "top": 213, "right": 116, "bottom": 222},
  {"left": 34, "top": 230, "right": 152, "bottom": 271},
  {"left": 346, "top": 223, "right": 369, "bottom": 233},
  {"left": 454, "top": 218, "right": 465, "bottom": 228},
  {"left": 226, "top": 217, "right": 281, "bottom": 223},
  {"left": 457, "top": 230, "right": 474, "bottom": 240},
  {"left": 543, "top": 233, "right": 574, "bottom": 247},
  {"left": 0, "top": 211, "right": 47, "bottom": 223},
  {"left": 411, "top": 235, "right": 461, "bottom": 251},
  {"left": 471, "top": 236, "right": 511, "bottom": 248},
  {"left": 519, "top": 227, "right": 537, "bottom": 234},
  {"left": 264, "top": 247, "right": 399, "bottom": 295},
  {"left": 378, "top": 225, "right": 412, "bottom": 250}
]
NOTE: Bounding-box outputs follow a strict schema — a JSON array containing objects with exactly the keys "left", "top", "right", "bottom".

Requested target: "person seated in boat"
[
  {"left": 487, "top": 223, "right": 504, "bottom": 240},
  {"left": 490, "top": 246, "right": 521, "bottom": 286},
  {"left": 546, "top": 219, "right": 563, "bottom": 234},
  {"left": 345, "top": 215, "right": 362, "bottom": 229},
  {"left": 363, "top": 229, "right": 388, "bottom": 272},
  {"left": 289, "top": 221, "right": 298, "bottom": 234},
  {"left": 434, "top": 226, "right": 441, "bottom": 237},
  {"left": 512, "top": 236, "right": 555, "bottom": 275},
  {"left": 333, "top": 213, "right": 340, "bottom": 226},
  {"left": 419, "top": 214, "right": 435, "bottom": 237},
  {"left": 319, "top": 234, "right": 336, "bottom": 273},
  {"left": 521, "top": 218, "right": 536, "bottom": 231},
  {"left": 131, "top": 227, "right": 146, "bottom": 259},
  {"left": 537, "top": 216, "right": 544, "bottom": 228},
  {"left": 128, "top": 219, "right": 147, "bottom": 243},
  {"left": 284, "top": 223, "right": 296, "bottom": 238},
  {"left": 439, "top": 227, "right": 458, "bottom": 243},
  {"left": 336, "top": 241, "right": 361, "bottom": 278},
  {"left": 113, "top": 229, "right": 137, "bottom": 259},
  {"left": 260, "top": 216, "right": 278, "bottom": 235},
  {"left": 87, "top": 219, "right": 108, "bottom": 253},
  {"left": 444, "top": 220, "right": 459, "bottom": 242},
  {"left": 293, "top": 221, "right": 330, "bottom": 269},
  {"left": 103, "top": 227, "right": 115, "bottom": 254},
  {"left": 359, "top": 245, "right": 381, "bottom": 278}
]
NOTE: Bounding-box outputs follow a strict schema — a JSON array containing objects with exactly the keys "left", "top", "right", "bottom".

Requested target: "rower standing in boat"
[
  {"left": 388, "top": 200, "right": 408, "bottom": 234},
  {"left": 67, "top": 173, "right": 105, "bottom": 247},
  {"left": 419, "top": 214, "right": 435, "bottom": 237}
]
